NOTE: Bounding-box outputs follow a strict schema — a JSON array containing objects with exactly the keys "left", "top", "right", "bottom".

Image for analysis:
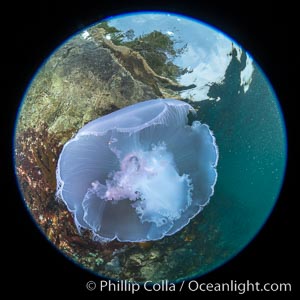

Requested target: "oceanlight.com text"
[{"left": 187, "top": 280, "right": 292, "bottom": 294}]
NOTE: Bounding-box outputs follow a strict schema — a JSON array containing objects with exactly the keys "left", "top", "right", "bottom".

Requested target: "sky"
[{"left": 105, "top": 12, "right": 253, "bottom": 101}]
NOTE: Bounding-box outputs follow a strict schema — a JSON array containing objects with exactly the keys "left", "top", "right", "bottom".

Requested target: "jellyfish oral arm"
[{"left": 86, "top": 143, "right": 193, "bottom": 228}]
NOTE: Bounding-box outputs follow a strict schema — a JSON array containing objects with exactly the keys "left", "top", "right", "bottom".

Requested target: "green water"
[{"left": 193, "top": 50, "right": 287, "bottom": 274}]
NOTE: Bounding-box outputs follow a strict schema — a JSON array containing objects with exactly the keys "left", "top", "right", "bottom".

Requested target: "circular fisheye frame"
[{"left": 14, "top": 11, "right": 287, "bottom": 282}]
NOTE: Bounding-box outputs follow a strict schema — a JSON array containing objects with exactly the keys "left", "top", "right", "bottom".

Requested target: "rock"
[
  {"left": 18, "top": 36, "right": 158, "bottom": 145},
  {"left": 149, "top": 250, "right": 160, "bottom": 260},
  {"left": 95, "top": 257, "right": 104, "bottom": 266},
  {"left": 128, "top": 253, "right": 144, "bottom": 266},
  {"left": 140, "top": 263, "right": 166, "bottom": 281},
  {"left": 105, "top": 257, "right": 121, "bottom": 274}
]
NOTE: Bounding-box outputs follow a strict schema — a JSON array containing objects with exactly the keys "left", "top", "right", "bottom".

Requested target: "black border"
[{"left": 3, "top": 0, "right": 296, "bottom": 297}]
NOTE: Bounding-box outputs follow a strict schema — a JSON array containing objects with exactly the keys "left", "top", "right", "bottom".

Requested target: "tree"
[
  {"left": 91, "top": 22, "right": 188, "bottom": 82},
  {"left": 123, "top": 30, "right": 187, "bottom": 81},
  {"left": 90, "top": 21, "right": 125, "bottom": 45}
]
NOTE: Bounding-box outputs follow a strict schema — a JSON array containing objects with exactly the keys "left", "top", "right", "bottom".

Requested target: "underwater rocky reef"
[{"left": 15, "top": 26, "right": 225, "bottom": 281}]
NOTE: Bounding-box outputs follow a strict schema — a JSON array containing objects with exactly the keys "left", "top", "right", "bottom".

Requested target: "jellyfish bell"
[{"left": 56, "top": 98, "right": 218, "bottom": 242}]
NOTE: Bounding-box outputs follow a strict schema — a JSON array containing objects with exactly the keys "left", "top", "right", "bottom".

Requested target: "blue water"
[{"left": 192, "top": 49, "right": 287, "bottom": 274}]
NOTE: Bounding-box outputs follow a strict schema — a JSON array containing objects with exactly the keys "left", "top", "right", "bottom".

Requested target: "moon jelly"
[{"left": 56, "top": 99, "right": 218, "bottom": 242}]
